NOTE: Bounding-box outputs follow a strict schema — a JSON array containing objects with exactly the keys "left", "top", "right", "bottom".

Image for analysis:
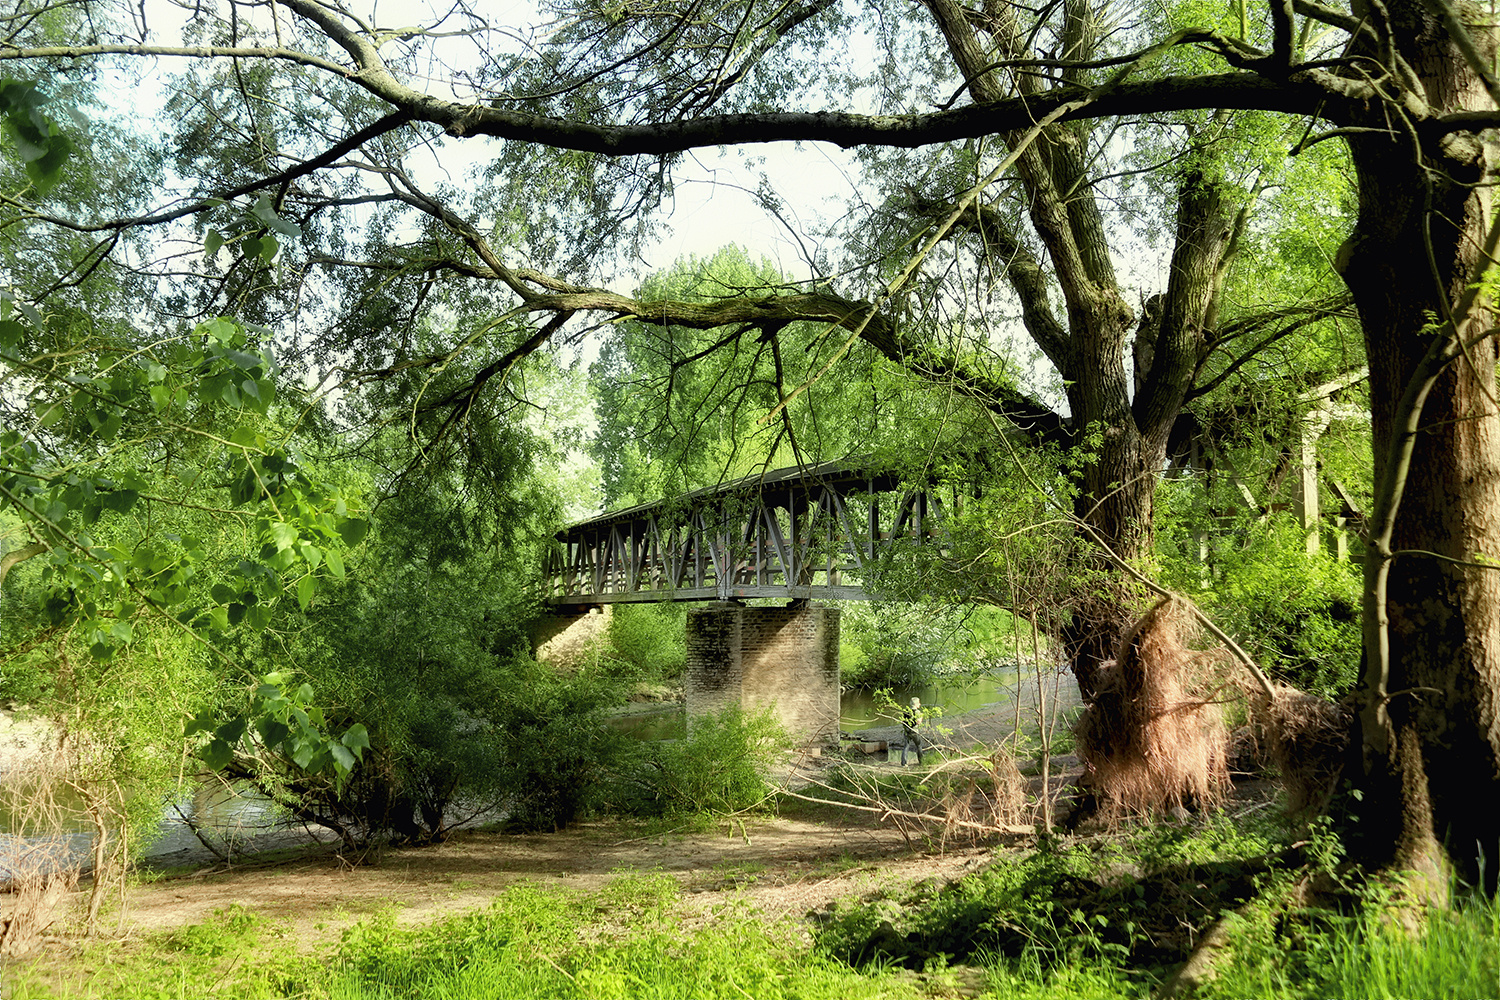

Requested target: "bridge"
[
  {"left": 543, "top": 458, "right": 952, "bottom": 606},
  {"left": 538, "top": 458, "right": 956, "bottom": 747}
]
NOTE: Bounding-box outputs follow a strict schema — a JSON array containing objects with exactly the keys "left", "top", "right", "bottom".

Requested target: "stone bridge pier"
[{"left": 684, "top": 602, "right": 840, "bottom": 746}]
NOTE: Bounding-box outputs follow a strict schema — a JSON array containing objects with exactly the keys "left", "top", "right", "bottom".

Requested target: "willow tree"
[{"left": 2, "top": 0, "right": 1498, "bottom": 876}]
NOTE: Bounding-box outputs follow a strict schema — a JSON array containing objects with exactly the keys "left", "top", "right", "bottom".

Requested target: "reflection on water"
[
  {"left": 1, "top": 778, "right": 308, "bottom": 874},
  {"left": 147, "top": 782, "right": 290, "bottom": 857},
  {"left": 608, "top": 707, "right": 687, "bottom": 741}
]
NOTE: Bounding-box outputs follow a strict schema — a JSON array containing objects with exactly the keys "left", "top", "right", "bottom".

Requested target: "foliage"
[
  {"left": 838, "top": 601, "right": 959, "bottom": 689},
  {"left": 589, "top": 246, "right": 896, "bottom": 508},
  {"left": 601, "top": 603, "right": 687, "bottom": 683},
  {"left": 1162, "top": 513, "right": 1362, "bottom": 697},
  {"left": 488, "top": 660, "right": 635, "bottom": 832},
  {"left": 624, "top": 705, "right": 783, "bottom": 817},
  {"left": 815, "top": 818, "right": 1284, "bottom": 976}
]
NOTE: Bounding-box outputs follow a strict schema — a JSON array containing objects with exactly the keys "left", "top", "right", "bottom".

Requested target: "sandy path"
[{"left": 88, "top": 815, "right": 1014, "bottom": 949}]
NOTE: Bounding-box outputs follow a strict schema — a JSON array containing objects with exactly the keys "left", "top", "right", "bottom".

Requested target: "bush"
[
  {"left": 622, "top": 706, "right": 783, "bottom": 817},
  {"left": 601, "top": 603, "right": 686, "bottom": 682},
  {"left": 1165, "top": 517, "right": 1361, "bottom": 698},
  {"left": 839, "top": 602, "right": 954, "bottom": 690},
  {"left": 488, "top": 662, "right": 635, "bottom": 831}
]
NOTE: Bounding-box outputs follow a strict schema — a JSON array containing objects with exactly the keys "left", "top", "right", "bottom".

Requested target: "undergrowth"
[{"left": 5, "top": 817, "right": 1498, "bottom": 1000}]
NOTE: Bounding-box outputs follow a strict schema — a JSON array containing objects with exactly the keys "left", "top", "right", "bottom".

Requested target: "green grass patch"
[
  {"left": 6, "top": 873, "right": 929, "bottom": 1000},
  {"left": 1206, "top": 886, "right": 1500, "bottom": 1000},
  {"left": 9, "top": 818, "right": 1498, "bottom": 1000}
]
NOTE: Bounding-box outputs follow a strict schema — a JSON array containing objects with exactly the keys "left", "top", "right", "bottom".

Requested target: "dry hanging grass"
[
  {"left": 0, "top": 836, "right": 80, "bottom": 957},
  {"left": 1074, "top": 597, "right": 1230, "bottom": 819},
  {"left": 1249, "top": 682, "right": 1350, "bottom": 814},
  {"left": 1, "top": 748, "right": 84, "bottom": 957},
  {"left": 933, "top": 743, "right": 1031, "bottom": 847}
]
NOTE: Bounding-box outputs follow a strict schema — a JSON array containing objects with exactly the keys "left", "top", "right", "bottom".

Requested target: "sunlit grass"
[
  {"left": 1330, "top": 892, "right": 1500, "bottom": 1000},
  {"left": 7, "top": 842, "right": 1498, "bottom": 1000}
]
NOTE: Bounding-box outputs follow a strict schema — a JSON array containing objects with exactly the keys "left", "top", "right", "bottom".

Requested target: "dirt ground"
[{"left": 97, "top": 811, "right": 1018, "bottom": 949}]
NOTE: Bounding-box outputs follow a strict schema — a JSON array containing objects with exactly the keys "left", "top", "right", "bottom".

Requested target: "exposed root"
[
  {"left": 1074, "top": 598, "right": 1230, "bottom": 819},
  {"left": 1248, "top": 683, "right": 1350, "bottom": 815}
]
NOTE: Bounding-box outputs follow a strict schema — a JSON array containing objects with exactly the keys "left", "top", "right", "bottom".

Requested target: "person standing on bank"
[{"left": 900, "top": 696, "right": 924, "bottom": 766}]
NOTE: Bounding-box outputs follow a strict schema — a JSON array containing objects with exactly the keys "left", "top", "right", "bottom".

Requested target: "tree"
[{"left": 1, "top": 0, "right": 1497, "bottom": 879}]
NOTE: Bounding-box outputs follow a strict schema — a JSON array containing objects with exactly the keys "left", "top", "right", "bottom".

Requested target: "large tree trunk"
[
  {"left": 1065, "top": 343, "right": 1155, "bottom": 699},
  {"left": 1339, "top": 1, "right": 1500, "bottom": 884}
]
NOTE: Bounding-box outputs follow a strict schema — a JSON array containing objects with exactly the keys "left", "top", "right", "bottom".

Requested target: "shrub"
[
  {"left": 624, "top": 706, "right": 783, "bottom": 816},
  {"left": 488, "top": 662, "right": 635, "bottom": 831},
  {"left": 1165, "top": 517, "right": 1361, "bottom": 698},
  {"left": 601, "top": 603, "right": 686, "bottom": 682}
]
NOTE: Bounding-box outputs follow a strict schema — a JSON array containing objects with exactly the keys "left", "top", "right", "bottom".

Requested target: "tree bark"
[{"left": 1339, "top": 0, "right": 1500, "bottom": 883}]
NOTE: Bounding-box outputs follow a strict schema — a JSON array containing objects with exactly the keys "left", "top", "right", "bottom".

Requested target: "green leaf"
[
  {"left": 204, "top": 229, "right": 223, "bottom": 256},
  {"left": 201, "top": 318, "right": 238, "bottom": 344},
  {"left": 323, "top": 546, "right": 345, "bottom": 580},
  {"left": 184, "top": 711, "right": 217, "bottom": 737},
  {"left": 296, "top": 573, "right": 315, "bottom": 610},
  {"left": 340, "top": 723, "right": 371, "bottom": 755},
  {"left": 290, "top": 739, "right": 315, "bottom": 769},
  {"left": 268, "top": 521, "right": 298, "bottom": 551},
  {"left": 336, "top": 518, "right": 369, "bottom": 548},
  {"left": 34, "top": 400, "right": 65, "bottom": 427},
  {"left": 99, "top": 489, "right": 138, "bottom": 513},
  {"left": 215, "top": 716, "right": 248, "bottom": 744},
  {"left": 251, "top": 193, "right": 303, "bottom": 239},
  {"left": 201, "top": 738, "right": 234, "bottom": 771},
  {"left": 257, "top": 717, "right": 290, "bottom": 750},
  {"left": 0, "top": 80, "right": 73, "bottom": 191},
  {"left": 329, "top": 742, "right": 357, "bottom": 774},
  {"left": 14, "top": 298, "right": 40, "bottom": 328}
]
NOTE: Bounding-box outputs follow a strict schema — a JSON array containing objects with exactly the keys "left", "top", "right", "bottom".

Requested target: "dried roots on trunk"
[
  {"left": 1074, "top": 598, "right": 1230, "bottom": 819},
  {"left": 1248, "top": 683, "right": 1350, "bottom": 815}
]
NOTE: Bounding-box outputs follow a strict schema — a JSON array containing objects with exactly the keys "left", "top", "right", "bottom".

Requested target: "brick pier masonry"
[{"left": 684, "top": 603, "right": 841, "bottom": 746}]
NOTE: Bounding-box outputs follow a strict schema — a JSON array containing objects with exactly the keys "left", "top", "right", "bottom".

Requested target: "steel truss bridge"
[{"left": 544, "top": 459, "right": 954, "bottom": 605}]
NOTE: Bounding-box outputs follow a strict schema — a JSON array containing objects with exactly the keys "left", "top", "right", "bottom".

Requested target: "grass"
[
  {"left": 1204, "top": 885, "right": 1500, "bottom": 1000},
  {"left": 5, "top": 821, "right": 1499, "bottom": 1000},
  {"left": 6, "top": 874, "right": 929, "bottom": 1000}
]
